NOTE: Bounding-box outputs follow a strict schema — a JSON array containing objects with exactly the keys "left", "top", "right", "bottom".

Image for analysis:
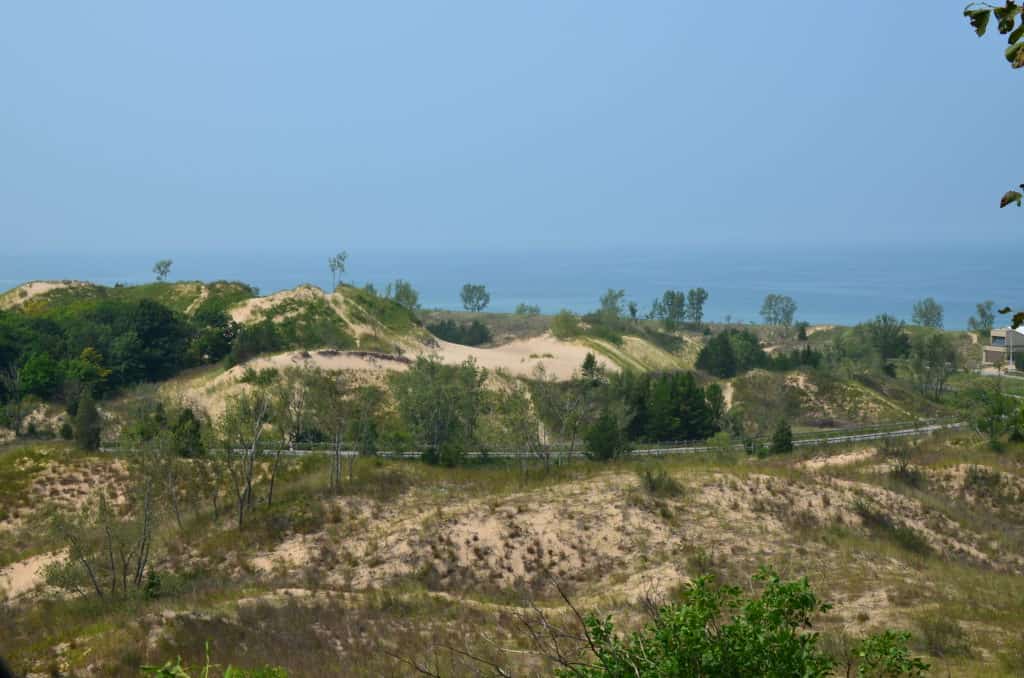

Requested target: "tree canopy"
[
  {"left": 911, "top": 297, "right": 943, "bottom": 329},
  {"left": 460, "top": 283, "right": 490, "bottom": 312},
  {"left": 760, "top": 293, "right": 797, "bottom": 327}
]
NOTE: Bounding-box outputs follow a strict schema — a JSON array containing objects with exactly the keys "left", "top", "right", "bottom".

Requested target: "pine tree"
[
  {"left": 677, "top": 372, "right": 716, "bottom": 440},
  {"left": 74, "top": 391, "right": 101, "bottom": 451}
]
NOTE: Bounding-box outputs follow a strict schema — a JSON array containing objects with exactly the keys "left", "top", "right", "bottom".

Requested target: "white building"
[{"left": 982, "top": 326, "right": 1024, "bottom": 367}]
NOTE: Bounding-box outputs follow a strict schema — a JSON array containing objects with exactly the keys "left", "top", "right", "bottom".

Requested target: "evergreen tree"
[
  {"left": 696, "top": 333, "right": 737, "bottom": 378},
  {"left": 644, "top": 376, "right": 680, "bottom": 441},
  {"left": 705, "top": 383, "right": 726, "bottom": 428},
  {"left": 677, "top": 372, "right": 716, "bottom": 440},
  {"left": 581, "top": 352, "right": 600, "bottom": 382},
  {"left": 585, "top": 411, "right": 627, "bottom": 461},
  {"left": 74, "top": 391, "right": 101, "bottom": 451},
  {"left": 770, "top": 419, "right": 794, "bottom": 454},
  {"left": 171, "top": 407, "right": 204, "bottom": 457}
]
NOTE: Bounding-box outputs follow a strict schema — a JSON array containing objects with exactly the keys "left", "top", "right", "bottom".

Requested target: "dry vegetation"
[{"left": 2, "top": 430, "right": 1023, "bottom": 676}]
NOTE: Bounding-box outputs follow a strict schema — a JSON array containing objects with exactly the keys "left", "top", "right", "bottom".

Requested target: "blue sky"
[{"left": 1, "top": 2, "right": 1020, "bottom": 255}]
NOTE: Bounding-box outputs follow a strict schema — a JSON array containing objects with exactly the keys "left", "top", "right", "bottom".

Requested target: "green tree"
[
  {"left": 170, "top": 407, "right": 205, "bottom": 458},
  {"left": 218, "top": 389, "right": 273, "bottom": 529},
  {"left": 351, "top": 385, "right": 384, "bottom": 458},
  {"left": 653, "top": 290, "right": 687, "bottom": 331},
  {"left": 20, "top": 352, "right": 62, "bottom": 398},
  {"left": 972, "top": 381, "right": 1013, "bottom": 447},
  {"left": 308, "top": 369, "right": 352, "bottom": 491},
  {"left": 599, "top": 288, "right": 626, "bottom": 324},
  {"left": 705, "top": 382, "right": 726, "bottom": 428},
  {"left": 968, "top": 300, "right": 996, "bottom": 339},
  {"left": 327, "top": 251, "right": 348, "bottom": 290},
  {"left": 584, "top": 410, "right": 628, "bottom": 461},
  {"left": 515, "top": 303, "right": 540, "bottom": 316},
  {"left": 387, "top": 279, "right": 419, "bottom": 311},
  {"left": 153, "top": 259, "right": 172, "bottom": 282},
  {"left": 696, "top": 332, "right": 738, "bottom": 378},
  {"left": 686, "top": 287, "right": 709, "bottom": 327},
  {"left": 460, "top": 283, "right": 490, "bottom": 312},
  {"left": 391, "top": 356, "right": 486, "bottom": 465},
  {"left": 864, "top": 314, "right": 911, "bottom": 365},
  {"left": 911, "top": 298, "right": 944, "bottom": 328},
  {"left": 760, "top": 293, "right": 797, "bottom": 327},
  {"left": 484, "top": 377, "right": 547, "bottom": 471},
  {"left": 581, "top": 352, "right": 601, "bottom": 382},
  {"left": 770, "top": 418, "right": 794, "bottom": 454},
  {"left": 45, "top": 493, "right": 155, "bottom": 600},
  {"left": 74, "top": 390, "right": 101, "bottom": 451},
  {"left": 908, "top": 330, "right": 957, "bottom": 400}
]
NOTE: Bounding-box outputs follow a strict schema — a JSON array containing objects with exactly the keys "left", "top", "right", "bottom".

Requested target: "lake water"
[{"left": 1, "top": 242, "right": 1017, "bottom": 329}]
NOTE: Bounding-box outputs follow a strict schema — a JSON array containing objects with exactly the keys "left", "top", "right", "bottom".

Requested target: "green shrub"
[
  {"left": 426, "top": 319, "right": 492, "bottom": 346},
  {"left": 551, "top": 309, "right": 581, "bottom": 339},
  {"left": 857, "top": 630, "right": 930, "bottom": 677},
  {"left": 239, "top": 367, "right": 279, "bottom": 386},
  {"left": 917, "top": 616, "right": 970, "bottom": 658},
  {"left": 143, "top": 652, "right": 288, "bottom": 677},
  {"left": 963, "top": 465, "right": 1001, "bottom": 499},
  {"left": 557, "top": 567, "right": 928, "bottom": 678}
]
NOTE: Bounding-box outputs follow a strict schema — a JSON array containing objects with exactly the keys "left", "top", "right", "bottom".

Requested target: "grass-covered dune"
[{"left": 1, "top": 432, "right": 1023, "bottom": 676}]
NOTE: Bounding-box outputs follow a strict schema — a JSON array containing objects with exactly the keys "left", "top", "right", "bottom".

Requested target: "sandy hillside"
[
  {"left": 162, "top": 332, "right": 614, "bottom": 417},
  {"left": 228, "top": 284, "right": 329, "bottom": 324},
  {"left": 429, "top": 334, "right": 616, "bottom": 379},
  {"left": 0, "top": 551, "right": 64, "bottom": 600},
  {"left": 0, "top": 280, "right": 91, "bottom": 310}
]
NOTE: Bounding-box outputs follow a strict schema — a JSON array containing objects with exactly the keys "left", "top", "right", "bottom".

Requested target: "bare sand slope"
[
  {"left": 164, "top": 333, "right": 611, "bottom": 418},
  {"left": 0, "top": 551, "right": 64, "bottom": 599},
  {"left": 428, "top": 334, "right": 615, "bottom": 379}
]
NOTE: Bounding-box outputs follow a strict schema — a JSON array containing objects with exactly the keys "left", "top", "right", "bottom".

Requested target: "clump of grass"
[
  {"left": 638, "top": 467, "right": 683, "bottom": 498},
  {"left": 962, "top": 465, "right": 1002, "bottom": 499},
  {"left": 239, "top": 367, "right": 279, "bottom": 386},
  {"left": 916, "top": 616, "right": 971, "bottom": 658}
]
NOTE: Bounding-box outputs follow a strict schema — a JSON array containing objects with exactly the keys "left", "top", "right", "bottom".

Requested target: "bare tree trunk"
[
  {"left": 65, "top": 532, "right": 104, "bottom": 599},
  {"left": 267, "top": 445, "right": 285, "bottom": 507},
  {"left": 331, "top": 431, "right": 343, "bottom": 494},
  {"left": 105, "top": 525, "right": 116, "bottom": 596},
  {"left": 168, "top": 463, "right": 184, "bottom": 532}
]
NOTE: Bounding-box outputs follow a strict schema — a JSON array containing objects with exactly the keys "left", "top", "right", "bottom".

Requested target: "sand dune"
[{"left": 0, "top": 281, "right": 91, "bottom": 310}]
